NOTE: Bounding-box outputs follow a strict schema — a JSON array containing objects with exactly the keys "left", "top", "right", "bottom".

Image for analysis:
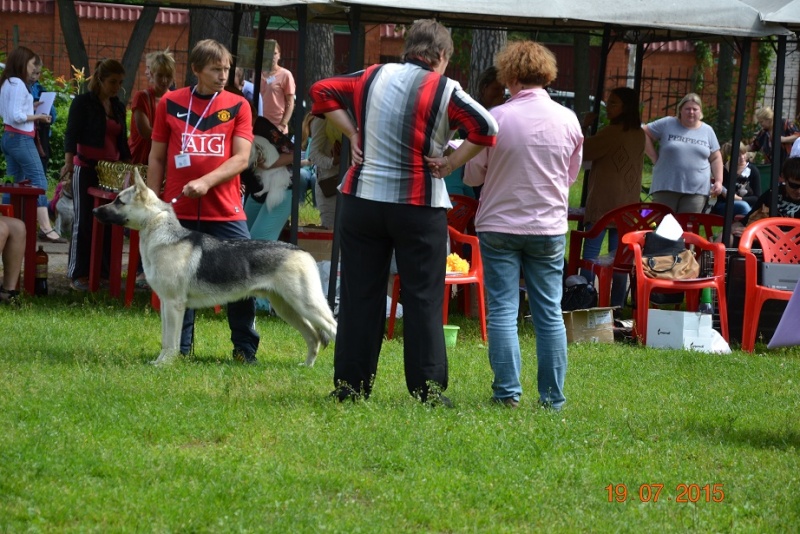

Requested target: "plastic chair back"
[
  {"left": 737, "top": 217, "right": 800, "bottom": 351},
  {"left": 567, "top": 202, "right": 674, "bottom": 306},
  {"left": 447, "top": 194, "right": 478, "bottom": 234},
  {"left": 674, "top": 212, "right": 724, "bottom": 241}
]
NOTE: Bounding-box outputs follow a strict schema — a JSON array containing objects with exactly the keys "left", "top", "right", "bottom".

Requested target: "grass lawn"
[{"left": 0, "top": 289, "right": 798, "bottom": 532}]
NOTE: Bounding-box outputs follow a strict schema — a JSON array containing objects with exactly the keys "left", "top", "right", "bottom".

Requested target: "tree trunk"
[
  {"left": 120, "top": 6, "right": 159, "bottom": 107},
  {"left": 306, "top": 23, "right": 335, "bottom": 88},
  {"left": 186, "top": 8, "right": 234, "bottom": 86},
  {"left": 468, "top": 30, "right": 506, "bottom": 97},
  {"left": 56, "top": 0, "right": 89, "bottom": 84},
  {"left": 716, "top": 41, "right": 735, "bottom": 143}
]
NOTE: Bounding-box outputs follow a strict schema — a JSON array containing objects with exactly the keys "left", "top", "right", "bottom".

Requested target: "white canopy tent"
[
  {"left": 205, "top": 0, "right": 793, "bottom": 38},
  {"left": 164, "top": 0, "right": 798, "bottom": 299}
]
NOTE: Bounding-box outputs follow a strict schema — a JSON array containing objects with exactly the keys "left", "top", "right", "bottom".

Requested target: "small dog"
[
  {"left": 249, "top": 135, "right": 292, "bottom": 211},
  {"left": 54, "top": 181, "right": 74, "bottom": 237},
  {"left": 92, "top": 169, "right": 337, "bottom": 367}
]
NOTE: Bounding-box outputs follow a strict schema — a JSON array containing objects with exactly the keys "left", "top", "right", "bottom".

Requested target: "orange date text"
[{"left": 605, "top": 483, "right": 725, "bottom": 503}]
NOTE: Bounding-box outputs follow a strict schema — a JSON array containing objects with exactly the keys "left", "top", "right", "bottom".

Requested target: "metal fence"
[{"left": 605, "top": 65, "right": 800, "bottom": 125}]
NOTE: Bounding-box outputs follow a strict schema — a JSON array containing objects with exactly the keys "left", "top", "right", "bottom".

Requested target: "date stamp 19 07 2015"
[{"left": 605, "top": 484, "right": 725, "bottom": 503}]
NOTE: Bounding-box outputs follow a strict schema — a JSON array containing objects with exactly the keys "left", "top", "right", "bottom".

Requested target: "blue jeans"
[
  {"left": 479, "top": 231, "right": 567, "bottom": 409},
  {"left": 244, "top": 192, "right": 292, "bottom": 312},
  {"left": 1, "top": 130, "right": 49, "bottom": 207},
  {"left": 579, "top": 224, "right": 628, "bottom": 307},
  {"left": 713, "top": 200, "right": 751, "bottom": 218},
  {"left": 301, "top": 166, "right": 316, "bottom": 205}
]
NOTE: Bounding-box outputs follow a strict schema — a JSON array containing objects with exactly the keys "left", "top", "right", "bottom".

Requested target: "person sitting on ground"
[{"left": 0, "top": 214, "right": 26, "bottom": 305}]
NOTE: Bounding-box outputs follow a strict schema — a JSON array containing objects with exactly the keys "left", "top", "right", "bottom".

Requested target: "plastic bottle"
[
  {"left": 34, "top": 246, "right": 48, "bottom": 296},
  {"left": 704, "top": 194, "right": 717, "bottom": 214},
  {"left": 698, "top": 287, "right": 713, "bottom": 314}
]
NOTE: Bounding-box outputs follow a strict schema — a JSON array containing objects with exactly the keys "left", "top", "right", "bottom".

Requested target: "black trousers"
[
  {"left": 68, "top": 165, "right": 110, "bottom": 280},
  {"left": 334, "top": 194, "right": 448, "bottom": 399}
]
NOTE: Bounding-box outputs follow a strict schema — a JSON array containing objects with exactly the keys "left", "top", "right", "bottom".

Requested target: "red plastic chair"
[
  {"left": 567, "top": 202, "right": 674, "bottom": 307},
  {"left": 0, "top": 204, "right": 13, "bottom": 217},
  {"left": 622, "top": 230, "right": 729, "bottom": 344},
  {"left": 387, "top": 225, "right": 487, "bottom": 341},
  {"left": 447, "top": 194, "right": 478, "bottom": 234},
  {"left": 674, "top": 212, "right": 725, "bottom": 241},
  {"left": 738, "top": 217, "right": 800, "bottom": 352}
]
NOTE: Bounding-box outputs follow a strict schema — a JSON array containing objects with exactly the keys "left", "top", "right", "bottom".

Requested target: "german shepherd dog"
[{"left": 92, "top": 170, "right": 337, "bottom": 367}]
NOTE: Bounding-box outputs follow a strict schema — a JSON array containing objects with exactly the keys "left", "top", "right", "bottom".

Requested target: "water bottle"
[
  {"left": 35, "top": 246, "right": 48, "bottom": 296},
  {"left": 698, "top": 287, "right": 713, "bottom": 315},
  {"left": 704, "top": 194, "right": 717, "bottom": 214}
]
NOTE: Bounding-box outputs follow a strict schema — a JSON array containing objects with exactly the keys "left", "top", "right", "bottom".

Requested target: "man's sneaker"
[
  {"left": 232, "top": 348, "right": 258, "bottom": 365},
  {"left": 491, "top": 396, "right": 520, "bottom": 409}
]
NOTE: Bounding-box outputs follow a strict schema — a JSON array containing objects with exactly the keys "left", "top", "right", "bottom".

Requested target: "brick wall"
[{"left": 1, "top": 1, "right": 189, "bottom": 99}]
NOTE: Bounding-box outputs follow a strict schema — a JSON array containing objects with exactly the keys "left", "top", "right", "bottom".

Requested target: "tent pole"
[
  {"left": 230, "top": 3, "right": 241, "bottom": 74},
  {"left": 289, "top": 5, "right": 308, "bottom": 245},
  {"left": 722, "top": 37, "right": 751, "bottom": 246},
  {"left": 769, "top": 35, "right": 788, "bottom": 216},
  {"left": 579, "top": 24, "right": 611, "bottom": 225}
]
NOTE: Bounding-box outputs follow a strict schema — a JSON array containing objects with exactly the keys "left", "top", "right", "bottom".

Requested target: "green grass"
[{"left": 1, "top": 291, "right": 799, "bottom": 532}]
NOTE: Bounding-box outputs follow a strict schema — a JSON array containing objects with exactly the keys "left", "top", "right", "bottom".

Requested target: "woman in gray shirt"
[{"left": 644, "top": 93, "right": 723, "bottom": 213}]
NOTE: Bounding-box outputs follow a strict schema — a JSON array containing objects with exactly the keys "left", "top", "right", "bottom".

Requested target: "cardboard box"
[
  {"left": 296, "top": 226, "right": 333, "bottom": 262},
  {"left": 562, "top": 307, "right": 615, "bottom": 344},
  {"left": 646, "top": 309, "right": 714, "bottom": 351}
]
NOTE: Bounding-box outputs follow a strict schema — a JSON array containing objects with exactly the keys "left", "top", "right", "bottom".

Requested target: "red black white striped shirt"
[{"left": 310, "top": 60, "right": 497, "bottom": 207}]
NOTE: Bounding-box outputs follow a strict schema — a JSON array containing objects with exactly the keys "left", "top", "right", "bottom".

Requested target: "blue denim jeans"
[
  {"left": 244, "top": 192, "right": 293, "bottom": 312},
  {"left": 579, "top": 223, "right": 628, "bottom": 307},
  {"left": 712, "top": 200, "right": 751, "bottom": 218},
  {"left": 479, "top": 231, "right": 567, "bottom": 409},
  {"left": 1, "top": 130, "right": 49, "bottom": 207}
]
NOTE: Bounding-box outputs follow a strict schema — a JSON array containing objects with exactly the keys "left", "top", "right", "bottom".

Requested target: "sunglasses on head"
[{"left": 786, "top": 181, "right": 800, "bottom": 190}]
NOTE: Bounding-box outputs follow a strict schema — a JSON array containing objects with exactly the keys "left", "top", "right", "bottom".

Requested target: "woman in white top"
[{"left": 0, "top": 46, "right": 63, "bottom": 242}]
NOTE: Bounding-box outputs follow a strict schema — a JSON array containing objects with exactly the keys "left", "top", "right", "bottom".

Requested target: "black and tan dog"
[{"left": 93, "top": 170, "right": 337, "bottom": 367}]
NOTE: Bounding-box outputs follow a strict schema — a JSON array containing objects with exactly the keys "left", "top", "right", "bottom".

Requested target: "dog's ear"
[{"left": 132, "top": 168, "right": 147, "bottom": 192}]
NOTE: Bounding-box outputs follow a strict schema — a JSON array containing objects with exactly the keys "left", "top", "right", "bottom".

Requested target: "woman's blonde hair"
[
  {"left": 87, "top": 59, "right": 125, "bottom": 95},
  {"left": 676, "top": 92, "right": 704, "bottom": 120},
  {"left": 147, "top": 49, "right": 176, "bottom": 79},
  {"left": 495, "top": 40, "right": 557, "bottom": 87},
  {"left": 755, "top": 106, "right": 774, "bottom": 122},
  {"left": 721, "top": 141, "right": 749, "bottom": 162},
  {"left": 401, "top": 19, "right": 454, "bottom": 67}
]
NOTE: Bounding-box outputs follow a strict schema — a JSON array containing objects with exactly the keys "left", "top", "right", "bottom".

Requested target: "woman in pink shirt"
[{"left": 465, "top": 41, "right": 583, "bottom": 410}]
